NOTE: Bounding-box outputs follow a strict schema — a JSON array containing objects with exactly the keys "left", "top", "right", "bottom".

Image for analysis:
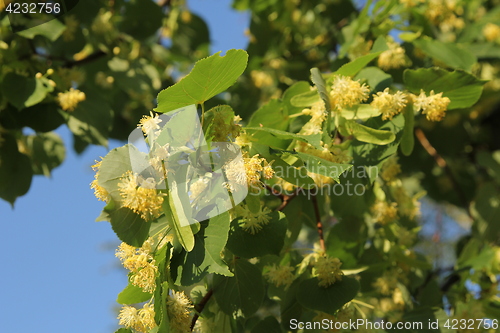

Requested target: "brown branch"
[
  {"left": 311, "top": 194, "right": 326, "bottom": 252},
  {"left": 415, "top": 128, "right": 469, "bottom": 211},
  {"left": 265, "top": 184, "right": 301, "bottom": 211},
  {"left": 190, "top": 289, "right": 213, "bottom": 331},
  {"left": 276, "top": 191, "right": 299, "bottom": 211},
  {"left": 63, "top": 51, "right": 107, "bottom": 68}
]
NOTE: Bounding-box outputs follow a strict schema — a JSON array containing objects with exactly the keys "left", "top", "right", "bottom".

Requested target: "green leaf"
[
  {"left": 248, "top": 99, "right": 288, "bottom": 129},
  {"left": 25, "top": 132, "right": 65, "bottom": 176},
  {"left": 251, "top": 316, "right": 282, "bottom": 333},
  {"left": 290, "top": 89, "right": 320, "bottom": 108},
  {"left": 0, "top": 134, "right": 33, "bottom": 205},
  {"left": 471, "top": 182, "right": 500, "bottom": 243},
  {"left": 226, "top": 211, "right": 287, "bottom": 258},
  {"left": 120, "top": 0, "right": 164, "bottom": 40},
  {"left": 163, "top": 195, "right": 195, "bottom": 252},
  {"left": 246, "top": 100, "right": 290, "bottom": 148},
  {"left": 1, "top": 73, "right": 53, "bottom": 110},
  {"left": 214, "top": 260, "right": 265, "bottom": 317},
  {"left": 117, "top": 283, "right": 153, "bottom": 305},
  {"left": 170, "top": 212, "right": 233, "bottom": 286},
  {"left": 310, "top": 68, "right": 331, "bottom": 112},
  {"left": 97, "top": 145, "right": 138, "bottom": 204},
  {"left": 413, "top": 38, "right": 477, "bottom": 71},
  {"left": 16, "top": 19, "right": 66, "bottom": 41},
  {"left": 109, "top": 207, "right": 151, "bottom": 247},
  {"left": 296, "top": 277, "right": 360, "bottom": 315},
  {"left": 340, "top": 104, "right": 381, "bottom": 120},
  {"left": 203, "top": 212, "right": 233, "bottom": 275},
  {"left": 477, "top": 151, "right": 500, "bottom": 184},
  {"left": 403, "top": 68, "right": 485, "bottom": 110},
  {"left": 283, "top": 81, "right": 313, "bottom": 114},
  {"left": 114, "top": 329, "right": 132, "bottom": 333},
  {"left": 295, "top": 152, "right": 353, "bottom": 183},
  {"left": 245, "top": 127, "right": 322, "bottom": 150},
  {"left": 355, "top": 66, "right": 392, "bottom": 92},
  {"left": 400, "top": 103, "right": 415, "bottom": 156},
  {"left": 65, "top": 93, "right": 113, "bottom": 146},
  {"left": 334, "top": 51, "right": 382, "bottom": 77},
  {"left": 155, "top": 49, "right": 248, "bottom": 113},
  {"left": 345, "top": 120, "right": 396, "bottom": 145}
]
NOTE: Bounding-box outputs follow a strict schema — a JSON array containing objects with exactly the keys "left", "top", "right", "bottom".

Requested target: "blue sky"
[{"left": 0, "top": 1, "right": 249, "bottom": 332}]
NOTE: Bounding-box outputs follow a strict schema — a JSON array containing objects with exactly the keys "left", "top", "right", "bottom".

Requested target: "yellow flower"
[
  {"left": 118, "top": 306, "right": 142, "bottom": 331},
  {"left": 371, "top": 88, "right": 407, "bottom": 120},
  {"left": 62, "top": 15, "right": 79, "bottom": 41},
  {"left": 115, "top": 242, "right": 137, "bottom": 261},
  {"left": 373, "top": 274, "right": 398, "bottom": 295},
  {"left": 57, "top": 88, "right": 86, "bottom": 111},
  {"left": 380, "top": 156, "right": 402, "bottom": 182},
  {"left": 313, "top": 255, "right": 343, "bottom": 288},
  {"left": 371, "top": 200, "right": 398, "bottom": 225},
  {"left": 90, "top": 159, "right": 109, "bottom": 202},
  {"left": 412, "top": 90, "right": 451, "bottom": 122},
  {"left": 138, "top": 303, "right": 156, "bottom": 332},
  {"left": 300, "top": 101, "right": 326, "bottom": 135},
  {"left": 131, "top": 262, "right": 158, "bottom": 293},
  {"left": 329, "top": 75, "right": 370, "bottom": 109},
  {"left": 118, "top": 303, "right": 156, "bottom": 333},
  {"left": 251, "top": 70, "right": 273, "bottom": 88},
  {"left": 483, "top": 23, "right": 500, "bottom": 42},
  {"left": 95, "top": 71, "right": 114, "bottom": 89},
  {"left": 138, "top": 111, "right": 162, "bottom": 136},
  {"left": 235, "top": 204, "right": 272, "bottom": 235},
  {"left": 167, "top": 291, "right": 193, "bottom": 333},
  {"left": 377, "top": 38, "right": 411, "bottom": 71},
  {"left": 264, "top": 263, "right": 295, "bottom": 289},
  {"left": 118, "top": 171, "right": 164, "bottom": 221}
]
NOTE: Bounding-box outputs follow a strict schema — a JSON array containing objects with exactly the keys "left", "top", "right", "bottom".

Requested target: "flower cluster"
[
  {"left": 377, "top": 38, "right": 411, "bottom": 71},
  {"left": 264, "top": 263, "right": 295, "bottom": 289},
  {"left": 57, "top": 88, "right": 86, "bottom": 111},
  {"left": 300, "top": 100, "right": 326, "bottom": 135},
  {"left": 483, "top": 23, "right": 500, "bottom": 42},
  {"left": 167, "top": 291, "right": 193, "bottom": 333},
  {"left": 62, "top": 15, "right": 79, "bottom": 41},
  {"left": 380, "top": 156, "right": 402, "bottom": 182},
  {"left": 371, "top": 88, "right": 407, "bottom": 120},
  {"left": 118, "top": 303, "right": 156, "bottom": 333},
  {"left": 412, "top": 90, "right": 451, "bottom": 122},
  {"left": 223, "top": 154, "right": 274, "bottom": 190},
  {"left": 313, "top": 254, "right": 343, "bottom": 288},
  {"left": 118, "top": 171, "right": 164, "bottom": 221},
  {"left": 90, "top": 159, "right": 109, "bottom": 202},
  {"left": 138, "top": 111, "right": 162, "bottom": 137},
  {"left": 371, "top": 200, "right": 398, "bottom": 225},
  {"left": 234, "top": 203, "right": 272, "bottom": 234},
  {"left": 116, "top": 240, "right": 158, "bottom": 293},
  {"left": 329, "top": 75, "right": 370, "bottom": 110}
]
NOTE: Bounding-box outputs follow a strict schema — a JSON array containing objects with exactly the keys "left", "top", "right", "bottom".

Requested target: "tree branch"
[
  {"left": 414, "top": 128, "right": 469, "bottom": 211},
  {"left": 63, "top": 51, "right": 107, "bottom": 68},
  {"left": 311, "top": 193, "right": 326, "bottom": 252},
  {"left": 190, "top": 289, "right": 213, "bottom": 331}
]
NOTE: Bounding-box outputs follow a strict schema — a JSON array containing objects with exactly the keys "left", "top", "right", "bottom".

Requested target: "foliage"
[{"left": 2, "top": 0, "right": 500, "bottom": 332}]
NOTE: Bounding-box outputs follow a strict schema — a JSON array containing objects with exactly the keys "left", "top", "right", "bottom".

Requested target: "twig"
[
  {"left": 311, "top": 193, "right": 326, "bottom": 252},
  {"left": 265, "top": 184, "right": 301, "bottom": 211},
  {"left": 414, "top": 128, "right": 469, "bottom": 211},
  {"left": 63, "top": 51, "right": 107, "bottom": 68},
  {"left": 276, "top": 191, "right": 299, "bottom": 211},
  {"left": 190, "top": 289, "right": 213, "bottom": 331}
]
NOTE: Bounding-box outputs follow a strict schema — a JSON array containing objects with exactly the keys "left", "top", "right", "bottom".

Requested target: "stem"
[
  {"left": 311, "top": 193, "right": 326, "bottom": 252},
  {"left": 200, "top": 103, "right": 205, "bottom": 128},
  {"left": 414, "top": 128, "right": 469, "bottom": 212},
  {"left": 190, "top": 289, "right": 213, "bottom": 331}
]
